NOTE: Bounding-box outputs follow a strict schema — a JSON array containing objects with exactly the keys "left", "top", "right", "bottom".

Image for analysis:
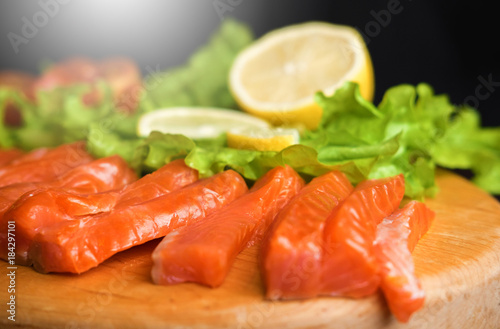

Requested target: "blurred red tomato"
[
  {"left": 97, "top": 57, "right": 142, "bottom": 113},
  {"left": 33, "top": 57, "right": 142, "bottom": 112},
  {"left": 0, "top": 71, "right": 36, "bottom": 126}
]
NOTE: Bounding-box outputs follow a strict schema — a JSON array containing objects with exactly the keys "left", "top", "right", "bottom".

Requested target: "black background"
[{"left": 0, "top": 0, "right": 499, "bottom": 125}]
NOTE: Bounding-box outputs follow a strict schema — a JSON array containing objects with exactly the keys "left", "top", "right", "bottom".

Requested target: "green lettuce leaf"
[
  {"left": 0, "top": 88, "right": 18, "bottom": 148},
  {"left": 1, "top": 82, "right": 133, "bottom": 150},
  {"left": 308, "top": 82, "right": 456, "bottom": 199},
  {"left": 184, "top": 143, "right": 377, "bottom": 184},
  {"left": 430, "top": 107, "right": 500, "bottom": 194},
  {"left": 86, "top": 125, "right": 195, "bottom": 175},
  {"left": 312, "top": 81, "right": 500, "bottom": 198},
  {"left": 86, "top": 79, "right": 499, "bottom": 199},
  {"left": 139, "top": 19, "right": 253, "bottom": 112},
  {"left": 135, "top": 132, "right": 195, "bottom": 173},
  {"left": 367, "top": 83, "right": 453, "bottom": 199}
]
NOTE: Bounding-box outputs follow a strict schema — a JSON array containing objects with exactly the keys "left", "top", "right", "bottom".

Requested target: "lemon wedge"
[
  {"left": 229, "top": 21, "right": 374, "bottom": 130},
  {"left": 137, "top": 107, "right": 270, "bottom": 139},
  {"left": 227, "top": 127, "right": 299, "bottom": 152}
]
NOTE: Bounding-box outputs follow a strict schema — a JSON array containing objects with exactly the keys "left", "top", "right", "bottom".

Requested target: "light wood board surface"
[{"left": 1, "top": 169, "right": 500, "bottom": 328}]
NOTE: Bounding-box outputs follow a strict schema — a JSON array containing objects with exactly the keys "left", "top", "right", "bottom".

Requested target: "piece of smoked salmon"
[
  {"left": 374, "top": 200, "right": 435, "bottom": 322},
  {"left": 115, "top": 159, "right": 199, "bottom": 209},
  {"left": 0, "top": 155, "right": 136, "bottom": 218},
  {"left": 320, "top": 174, "right": 405, "bottom": 298},
  {"left": 261, "top": 170, "right": 354, "bottom": 300},
  {"left": 0, "top": 148, "right": 46, "bottom": 168},
  {"left": 151, "top": 165, "right": 305, "bottom": 287},
  {"left": 0, "top": 154, "right": 136, "bottom": 220},
  {"left": 0, "top": 149, "right": 24, "bottom": 166},
  {"left": 29, "top": 169, "right": 247, "bottom": 274},
  {"left": 0, "top": 155, "right": 137, "bottom": 264},
  {"left": 0, "top": 142, "right": 93, "bottom": 188},
  {"left": 3, "top": 159, "right": 197, "bottom": 266},
  {"left": 0, "top": 145, "right": 71, "bottom": 168}
]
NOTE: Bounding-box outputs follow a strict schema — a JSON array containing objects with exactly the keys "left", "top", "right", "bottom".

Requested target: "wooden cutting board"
[{"left": 1, "top": 169, "right": 500, "bottom": 328}]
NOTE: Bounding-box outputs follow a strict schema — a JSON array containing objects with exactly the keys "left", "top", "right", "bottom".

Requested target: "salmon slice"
[
  {"left": 0, "top": 142, "right": 93, "bottom": 188},
  {"left": 116, "top": 159, "right": 199, "bottom": 209},
  {"left": 3, "top": 159, "right": 196, "bottom": 266},
  {"left": 0, "top": 145, "right": 73, "bottom": 168},
  {"left": 0, "top": 155, "right": 137, "bottom": 264},
  {"left": 29, "top": 169, "right": 247, "bottom": 274},
  {"left": 0, "top": 148, "right": 47, "bottom": 167},
  {"left": 0, "top": 154, "right": 135, "bottom": 222},
  {"left": 0, "top": 154, "right": 135, "bottom": 218},
  {"left": 320, "top": 174, "right": 405, "bottom": 298},
  {"left": 374, "top": 200, "right": 435, "bottom": 322},
  {"left": 0, "top": 149, "right": 24, "bottom": 166},
  {"left": 42, "top": 154, "right": 137, "bottom": 193},
  {"left": 151, "top": 165, "right": 304, "bottom": 287},
  {"left": 261, "top": 170, "right": 354, "bottom": 300}
]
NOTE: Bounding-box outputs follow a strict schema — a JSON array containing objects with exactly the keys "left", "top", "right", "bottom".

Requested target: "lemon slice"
[
  {"left": 229, "top": 21, "right": 374, "bottom": 130},
  {"left": 137, "top": 107, "right": 271, "bottom": 139},
  {"left": 227, "top": 127, "right": 299, "bottom": 152}
]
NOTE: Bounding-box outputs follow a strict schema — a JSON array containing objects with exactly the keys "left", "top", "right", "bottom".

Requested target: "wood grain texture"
[{"left": 1, "top": 169, "right": 500, "bottom": 328}]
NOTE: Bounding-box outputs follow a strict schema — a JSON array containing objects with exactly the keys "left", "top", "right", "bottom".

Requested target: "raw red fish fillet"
[
  {"left": 0, "top": 155, "right": 136, "bottom": 217},
  {"left": 115, "top": 159, "right": 199, "bottom": 209},
  {"left": 151, "top": 165, "right": 305, "bottom": 287},
  {"left": 320, "top": 174, "right": 405, "bottom": 298},
  {"left": 0, "top": 155, "right": 137, "bottom": 264},
  {"left": 0, "top": 142, "right": 93, "bottom": 188},
  {"left": 261, "top": 170, "right": 354, "bottom": 299},
  {"left": 374, "top": 200, "right": 435, "bottom": 322},
  {"left": 29, "top": 169, "right": 247, "bottom": 274},
  {"left": 3, "top": 159, "right": 196, "bottom": 266},
  {"left": 0, "top": 148, "right": 49, "bottom": 167},
  {"left": 0, "top": 149, "right": 24, "bottom": 166}
]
